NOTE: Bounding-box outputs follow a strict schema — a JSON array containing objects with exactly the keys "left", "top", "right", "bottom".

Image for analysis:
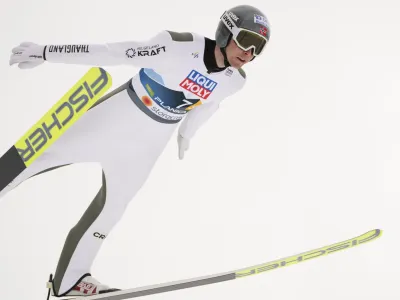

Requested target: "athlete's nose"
[{"left": 243, "top": 49, "right": 252, "bottom": 57}]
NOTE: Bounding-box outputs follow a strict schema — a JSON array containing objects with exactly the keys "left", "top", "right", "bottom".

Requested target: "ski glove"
[
  {"left": 9, "top": 42, "right": 46, "bottom": 69},
  {"left": 177, "top": 133, "right": 190, "bottom": 160}
]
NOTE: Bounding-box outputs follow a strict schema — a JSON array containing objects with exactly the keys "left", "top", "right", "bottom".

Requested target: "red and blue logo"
[{"left": 179, "top": 70, "right": 217, "bottom": 99}]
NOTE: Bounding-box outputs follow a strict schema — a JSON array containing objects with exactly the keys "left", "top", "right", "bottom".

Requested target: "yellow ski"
[
  {"left": 61, "top": 229, "right": 382, "bottom": 300},
  {"left": 0, "top": 67, "right": 112, "bottom": 191}
]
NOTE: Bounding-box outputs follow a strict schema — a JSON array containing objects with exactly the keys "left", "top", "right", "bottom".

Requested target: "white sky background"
[{"left": 0, "top": 0, "right": 399, "bottom": 299}]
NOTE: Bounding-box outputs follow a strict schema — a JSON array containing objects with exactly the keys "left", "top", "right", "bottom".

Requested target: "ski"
[
  {"left": 61, "top": 228, "right": 382, "bottom": 300},
  {"left": 0, "top": 67, "right": 112, "bottom": 192}
]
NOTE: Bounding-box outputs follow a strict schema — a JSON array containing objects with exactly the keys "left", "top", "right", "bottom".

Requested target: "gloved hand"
[
  {"left": 9, "top": 42, "right": 46, "bottom": 69},
  {"left": 177, "top": 133, "right": 190, "bottom": 160}
]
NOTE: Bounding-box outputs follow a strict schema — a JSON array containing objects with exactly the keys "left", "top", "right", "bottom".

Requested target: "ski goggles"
[{"left": 220, "top": 11, "right": 268, "bottom": 56}]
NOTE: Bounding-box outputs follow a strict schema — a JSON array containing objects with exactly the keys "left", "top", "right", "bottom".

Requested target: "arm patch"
[{"left": 166, "top": 31, "right": 194, "bottom": 42}]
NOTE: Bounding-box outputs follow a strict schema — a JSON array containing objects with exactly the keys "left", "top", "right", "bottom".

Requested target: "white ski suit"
[{"left": 1, "top": 30, "right": 246, "bottom": 296}]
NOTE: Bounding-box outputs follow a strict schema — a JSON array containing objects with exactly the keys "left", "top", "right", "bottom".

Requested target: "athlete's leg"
[
  {"left": 0, "top": 81, "right": 129, "bottom": 201},
  {"left": 49, "top": 81, "right": 178, "bottom": 296},
  {"left": 52, "top": 155, "right": 158, "bottom": 296},
  {"left": 0, "top": 153, "right": 72, "bottom": 201}
]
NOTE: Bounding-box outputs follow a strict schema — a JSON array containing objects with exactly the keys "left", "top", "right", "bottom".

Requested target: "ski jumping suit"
[{"left": 0, "top": 30, "right": 246, "bottom": 296}]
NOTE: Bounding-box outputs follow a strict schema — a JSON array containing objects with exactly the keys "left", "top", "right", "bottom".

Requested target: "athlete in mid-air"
[{"left": 4, "top": 4, "right": 271, "bottom": 298}]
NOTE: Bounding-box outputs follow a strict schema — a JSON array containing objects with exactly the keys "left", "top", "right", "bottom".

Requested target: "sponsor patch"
[
  {"left": 222, "top": 14, "right": 235, "bottom": 30},
  {"left": 228, "top": 11, "right": 239, "bottom": 22},
  {"left": 150, "top": 106, "right": 183, "bottom": 121},
  {"left": 260, "top": 26, "right": 268, "bottom": 37},
  {"left": 29, "top": 55, "right": 43, "bottom": 59},
  {"left": 254, "top": 14, "right": 269, "bottom": 27},
  {"left": 125, "top": 45, "right": 166, "bottom": 58},
  {"left": 48, "top": 45, "right": 89, "bottom": 53},
  {"left": 126, "top": 48, "right": 136, "bottom": 58},
  {"left": 179, "top": 70, "right": 217, "bottom": 99},
  {"left": 225, "top": 68, "right": 233, "bottom": 77},
  {"left": 136, "top": 68, "right": 202, "bottom": 123},
  {"left": 137, "top": 44, "right": 161, "bottom": 51}
]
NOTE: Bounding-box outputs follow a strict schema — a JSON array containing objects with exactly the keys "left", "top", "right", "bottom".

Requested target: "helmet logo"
[
  {"left": 222, "top": 14, "right": 235, "bottom": 30},
  {"left": 228, "top": 11, "right": 239, "bottom": 22},
  {"left": 254, "top": 14, "right": 269, "bottom": 27},
  {"left": 259, "top": 27, "right": 268, "bottom": 37}
]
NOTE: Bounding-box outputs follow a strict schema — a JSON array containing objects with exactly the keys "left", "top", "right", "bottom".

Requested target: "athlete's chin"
[{"left": 229, "top": 59, "right": 246, "bottom": 69}]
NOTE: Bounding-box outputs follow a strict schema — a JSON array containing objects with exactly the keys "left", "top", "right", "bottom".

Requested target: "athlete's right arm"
[{"left": 9, "top": 31, "right": 174, "bottom": 69}]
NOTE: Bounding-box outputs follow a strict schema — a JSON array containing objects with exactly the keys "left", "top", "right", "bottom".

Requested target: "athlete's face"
[{"left": 226, "top": 39, "right": 254, "bottom": 68}]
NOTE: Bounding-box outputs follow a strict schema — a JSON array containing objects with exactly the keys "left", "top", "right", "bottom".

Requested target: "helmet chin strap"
[
  {"left": 220, "top": 34, "right": 233, "bottom": 67},
  {"left": 220, "top": 47, "right": 231, "bottom": 67}
]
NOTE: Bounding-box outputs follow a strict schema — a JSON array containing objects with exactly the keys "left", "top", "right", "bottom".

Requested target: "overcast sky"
[{"left": 0, "top": 0, "right": 399, "bottom": 299}]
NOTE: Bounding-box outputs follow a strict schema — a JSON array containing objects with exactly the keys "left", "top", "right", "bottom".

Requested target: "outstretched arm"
[{"left": 9, "top": 31, "right": 173, "bottom": 69}]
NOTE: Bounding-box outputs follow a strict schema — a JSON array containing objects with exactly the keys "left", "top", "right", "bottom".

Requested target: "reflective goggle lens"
[{"left": 236, "top": 30, "right": 267, "bottom": 55}]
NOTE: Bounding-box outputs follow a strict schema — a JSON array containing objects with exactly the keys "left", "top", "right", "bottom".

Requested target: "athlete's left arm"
[
  {"left": 177, "top": 99, "right": 222, "bottom": 160},
  {"left": 178, "top": 99, "right": 222, "bottom": 141},
  {"left": 178, "top": 71, "right": 247, "bottom": 141}
]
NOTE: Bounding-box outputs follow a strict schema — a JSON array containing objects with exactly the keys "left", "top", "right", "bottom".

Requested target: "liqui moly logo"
[{"left": 179, "top": 70, "right": 217, "bottom": 99}]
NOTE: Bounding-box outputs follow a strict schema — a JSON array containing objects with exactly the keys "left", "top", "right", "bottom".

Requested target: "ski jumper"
[{"left": 0, "top": 30, "right": 246, "bottom": 296}]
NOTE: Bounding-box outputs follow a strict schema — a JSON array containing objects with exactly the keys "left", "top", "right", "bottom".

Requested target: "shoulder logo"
[
  {"left": 126, "top": 48, "right": 136, "bottom": 58},
  {"left": 225, "top": 68, "right": 233, "bottom": 77},
  {"left": 126, "top": 45, "right": 166, "bottom": 58}
]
